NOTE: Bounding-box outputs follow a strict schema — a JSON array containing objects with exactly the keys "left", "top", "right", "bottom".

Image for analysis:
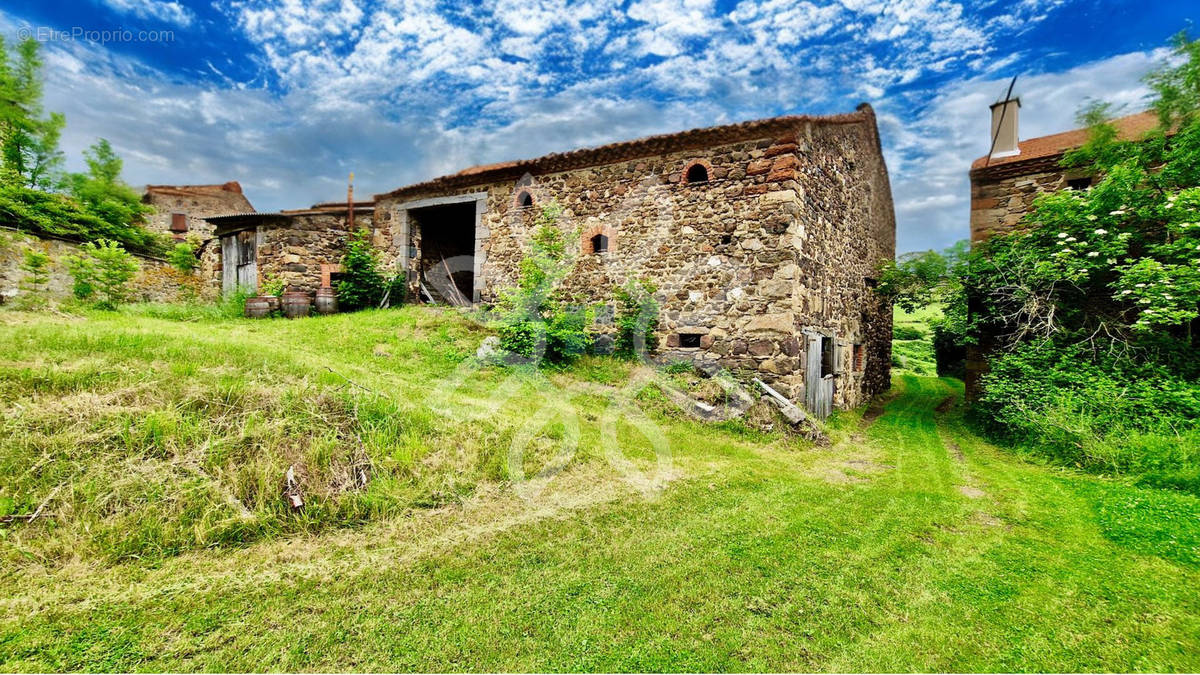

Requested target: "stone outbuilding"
[
  {"left": 142, "top": 182, "right": 255, "bottom": 241},
  {"left": 969, "top": 101, "right": 1158, "bottom": 242},
  {"left": 966, "top": 100, "right": 1160, "bottom": 395},
  {"left": 204, "top": 201, "right": 375, "bottom": 296},
  {"left": 370, "top": 105, "right": 896, "bottom": 413}
]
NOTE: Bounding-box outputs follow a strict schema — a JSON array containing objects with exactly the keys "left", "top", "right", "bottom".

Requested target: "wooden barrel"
[
  {"left": 281, "top": 290, "right": 311, "bottom": 319},
  {"left": 265, "top": 295, "right": 281, "bottom": 313},
  {"left": 314, "top": 286, "right": 338, "bottom": 315},
  {"left": 244, "top": 296, "right": 272, "bottom": 318}
]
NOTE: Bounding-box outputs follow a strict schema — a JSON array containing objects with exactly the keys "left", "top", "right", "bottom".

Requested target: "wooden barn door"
[
  {"left": 805, "top": 332, "right": 835, "bottom": 419},
  {"left": 220, "top": 229, "right": 258, "bottom": 294},
  {"left": 235, "top": 230, "right": 257, "bottom": 293}
]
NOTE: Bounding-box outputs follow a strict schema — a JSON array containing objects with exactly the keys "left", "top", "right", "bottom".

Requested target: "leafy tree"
[
  {"left": 67, "top": 239, "right": 140, "bottom": 309},
  {"left": 64, "top": 139, "right": 158, "bottom": 249},
  {"left": 19, "top": 247, "right": 49, "bottom": 289},
  {"left": 0, "top": 37, "right": 64, "bottom": 190},
  {"left": 877, "top": 240, "right": 968, "bottom": 313},
  {"left": 0, "top": 39, "right": 162, "bottom": 255},
  {"left": 64, "top": 253, "right": 96, "bottom": 300},
  {"left": 494, "top": 203, "right": 591, "bottom": 364},
  {"left": 337, "top": 228, "right": 387, "bottom": 311}
]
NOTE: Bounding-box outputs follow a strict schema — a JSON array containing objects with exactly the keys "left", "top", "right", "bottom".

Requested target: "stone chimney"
[{"left": 989, "top": 97, "right": 1021, "bottom": 158}]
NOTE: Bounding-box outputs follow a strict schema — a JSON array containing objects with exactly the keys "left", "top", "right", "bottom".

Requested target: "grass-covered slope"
[
  {"left": 1, "top": 307, "right": 1198, "bottom": 671},
  {"left": 891, "top": 305, "right": 939, "bottom": 375}
]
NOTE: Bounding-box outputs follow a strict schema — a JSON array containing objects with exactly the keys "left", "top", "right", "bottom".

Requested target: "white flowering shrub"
[{"left": 941, "top": 32, "right": 1200, "bottom": 479}]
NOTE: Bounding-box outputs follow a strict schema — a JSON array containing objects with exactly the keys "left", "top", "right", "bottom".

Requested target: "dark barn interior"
[{"left": 411, "top": 201, "right": 476, "bottom": 304}]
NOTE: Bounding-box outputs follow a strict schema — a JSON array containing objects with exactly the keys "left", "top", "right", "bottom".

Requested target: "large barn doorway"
[{"left": 411, "top": 201, "right": 477, "bottom": 305}]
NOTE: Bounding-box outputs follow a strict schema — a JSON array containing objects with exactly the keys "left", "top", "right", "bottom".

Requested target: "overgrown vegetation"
[
  {"left": 890, "top": 305, "right": 938, "bottom": 375},
  {"left": 494, "top": 203, "right": 591, "bottom": 363},
  {"left": 167, "top": 239, "right": 198, "bottom": 273},
  {"left": 64, "top": 239, "right": 140, "bottom": 309},
  {"left": 878, "top": 32, "right": 1200, "bottom": 488},
  {"left": 337, "top": 228, "right": 405, "bottom": 310},
  {"left": 612, "top": 277, "right": 660, "bottom": 359},
  {"left": 880, "top": 241, "right": 968, "bottom": 378},
  {"left": 0, "top": 38, "right": 163, "bottom": 255}
]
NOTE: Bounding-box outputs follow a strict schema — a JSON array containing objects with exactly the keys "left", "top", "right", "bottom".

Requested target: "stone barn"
[
  {"left": 205, "top": 201, "right": 375, "bottom": 296},
  {"left": 371, "top": 104, "right": 896, "bottom": 413},
  {"left": 142, "top": 182, "right": 255, "bottom": 241}
]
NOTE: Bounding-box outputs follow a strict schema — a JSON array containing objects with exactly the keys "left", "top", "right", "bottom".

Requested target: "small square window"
[
  {"left": 1067, "top": 177, "right": 1092, "bottom": 191},
  {"left": 679, "top": 333, "right": 701, "bottom": 348},
  {"left": 591, "top": 233, "right": 608, "bottom": 254},
  {"left": 171, "top": 212, "right": 188, "bottom": 232}
]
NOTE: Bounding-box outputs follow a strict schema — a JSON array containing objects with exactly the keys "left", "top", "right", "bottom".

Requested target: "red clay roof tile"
[{"left": 970, "top": 110, "right": 1160, "bottom": 172}]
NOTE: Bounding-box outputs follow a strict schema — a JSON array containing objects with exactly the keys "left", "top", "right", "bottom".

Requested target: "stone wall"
[
  {"left": 257, "top": 211, "right": 375, "bottom": 295},
  {"left": 375, "top": 110, "right": 895, "bottom": 410},
  {"left": 0, "top": 228, "right": 209, "bottom": 305},
  {"left": 143, "top": 183, "right": 254, "bottom": 241},
  {"left": 969, "top": 158, "right": 1091, "bottom": 242}
]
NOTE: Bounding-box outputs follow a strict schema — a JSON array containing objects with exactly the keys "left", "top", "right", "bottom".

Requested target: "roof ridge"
[
  {"left": 970, "top": 110, "right": 1159, "bottom": 173},
  {"left": 376, "top": 107, "right": 874, "bottom": 201}
]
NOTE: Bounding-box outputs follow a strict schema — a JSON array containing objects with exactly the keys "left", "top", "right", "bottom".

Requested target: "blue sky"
[{"left": 4, "top": 0, "right": 1195, "bottom": 253}]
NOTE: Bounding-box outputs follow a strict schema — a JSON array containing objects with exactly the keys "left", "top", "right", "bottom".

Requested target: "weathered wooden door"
[
  {"left": 220, "top": 229, "right": 258, "bottom": 294},
  {"left": 805, "top": 333, "right": 834, "bottom": 419}
]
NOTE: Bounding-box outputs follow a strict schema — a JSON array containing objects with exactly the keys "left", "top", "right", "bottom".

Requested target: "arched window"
[
  {"left": 590, "top": 233, "right": 608, "bottom": 254},
  {"left": 686, "top": 163, "right": 709, "bottom": 183},
  {"left": 517, "top": 190, "right": 534, "bottom": 208}
]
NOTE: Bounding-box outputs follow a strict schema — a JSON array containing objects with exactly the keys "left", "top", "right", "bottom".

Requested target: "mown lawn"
[{"left": 1, "top": 306, "right": 1197, "bottom": 671}]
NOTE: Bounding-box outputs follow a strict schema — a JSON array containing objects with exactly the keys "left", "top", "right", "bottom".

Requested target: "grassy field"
[
  {"left": 1, "top": 306, "right": 1198, "bottom": 671},
  {"left": 891, "top": 305, "right": 939, "bottom": 375}
]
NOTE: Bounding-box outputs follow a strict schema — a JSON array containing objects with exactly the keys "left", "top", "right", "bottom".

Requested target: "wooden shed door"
[
  {"left": 221, "top": 230, "right": 258, "bottom": 294},
  {"left": 805, "top": 333, "right": 834, "bottom": 419}
]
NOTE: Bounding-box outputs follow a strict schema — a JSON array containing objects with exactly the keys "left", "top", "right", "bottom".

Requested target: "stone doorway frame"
[{"left": 393, "top": 192, "right": 488, "bottom": 304}]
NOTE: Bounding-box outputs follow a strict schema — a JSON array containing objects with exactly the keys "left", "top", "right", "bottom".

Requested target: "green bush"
[
  {"left": 613, "top": 278, "right": 660, "bottom": 360},
  {"left": 494, "top": 203, "right": 590, "bottom": 364},
  {"left": 975, "top": 343, "right": 1200, "bottom": 474},
  {"left": 167, "top": 241, "right": 197, "bottom": 273},
  {"left": 19, "top": 247, "right": 49, "bottom": 290},
  {"left": 385, "top": 274, "right": 407, "bottom": 306},
  {"left": 931, "top": 324, "right": 966, "bottom": 379},
  {"left": 217, "top": 286, "right": 254, "bottom": 318},
  {"left": 260, "top": 274, "right": 285, "bottom": 297},
  {"left": 65, "top": 239, "right": 139, "bottom": 310},
  {"left": 64, "top": 253, "right": 96, "bottom": 300},
  {"left": 337, "top": 228, "right": 387, "bottom": 311}
]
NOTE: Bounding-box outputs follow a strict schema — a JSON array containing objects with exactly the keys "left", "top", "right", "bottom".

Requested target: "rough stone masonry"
[{"left": 369, "top": 104, "right": 897, "bottom": 413}]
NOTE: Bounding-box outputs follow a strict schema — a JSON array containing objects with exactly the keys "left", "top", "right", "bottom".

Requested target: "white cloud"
[
  {"left": 5, "top": 0, "right": 1160, "bottom": 256},
  {"left": 99, "top": 0, "right": 195, "bottom": 26}
]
